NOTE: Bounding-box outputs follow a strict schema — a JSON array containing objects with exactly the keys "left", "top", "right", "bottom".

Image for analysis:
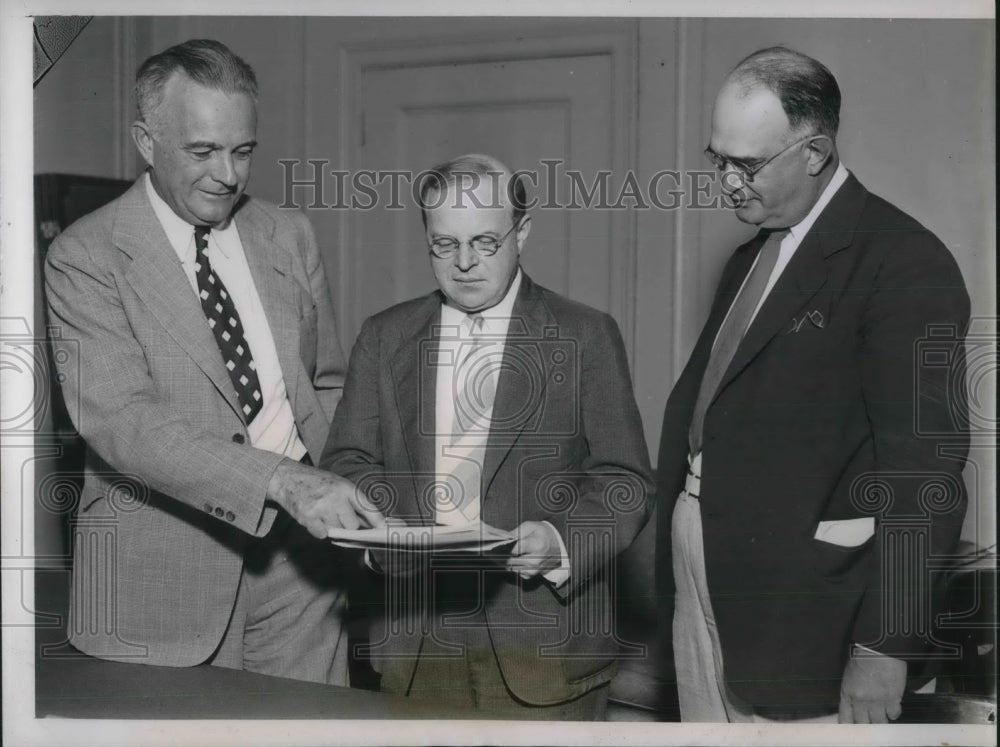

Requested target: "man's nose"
[
  {"left": 212, "top": 154, "right": 238, "bottom": 188},
  {"left": 454, "top": 243, "right": 478, "bottom": 271},
  {"left": 719, "top": 165, "right": 746, "bottom": 194}
]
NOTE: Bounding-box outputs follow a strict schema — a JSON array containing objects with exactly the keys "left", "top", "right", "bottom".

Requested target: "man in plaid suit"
[{"left": 45, "top": 39, "right": 381, "bottom": 684}]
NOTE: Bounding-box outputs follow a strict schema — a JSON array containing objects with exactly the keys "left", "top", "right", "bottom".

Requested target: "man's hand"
[
  {"left": 838, "top": 647, "right": 907, "bottom": 723},
  {"left": 266, "top": 458, "right": 385, "bottom": 539},
  {"left": 506, "top": 521, "right": 562, "bottom": 579}
]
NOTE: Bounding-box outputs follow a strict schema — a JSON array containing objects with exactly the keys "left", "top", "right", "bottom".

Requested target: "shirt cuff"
[
  {"left": 540, "top": 521, "right": 571, "bottom": 587},
  {"left": 363, "top": 549, "right": 382, "bottom": 573},
  {"left": 853, "top": 643, "right": 884, "bottom": 656}
]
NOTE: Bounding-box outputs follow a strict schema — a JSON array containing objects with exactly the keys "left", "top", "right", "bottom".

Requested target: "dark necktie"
[
  {"left": 688, "top": 229, "right": 788, "bottom": 455},
  {"left": 194, "top": 226, "right": 263, "bottom": 425}
]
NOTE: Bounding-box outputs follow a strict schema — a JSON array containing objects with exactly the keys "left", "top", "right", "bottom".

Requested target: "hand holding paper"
[{"left": 506, "top": 521, "right": 565, "bottom": 579}]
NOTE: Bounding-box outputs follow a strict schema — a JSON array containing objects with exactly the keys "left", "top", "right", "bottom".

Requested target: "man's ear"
[
  {"left": 805, "top": 135, "right": 835, "bottom": 176},
  {"left": 514, "top": 215, "right": 531, "bottom": 254},
  {"left": 132, "top": 120, "right": 155, "bottom": 168}
]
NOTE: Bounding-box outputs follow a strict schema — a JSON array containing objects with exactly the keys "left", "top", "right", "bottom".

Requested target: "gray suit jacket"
[
  {"left": 44, "top": 177, "right": 346, "bottom": 665},
  {"left": 321, "top": 274, "right": 654, "bottom": 705}
]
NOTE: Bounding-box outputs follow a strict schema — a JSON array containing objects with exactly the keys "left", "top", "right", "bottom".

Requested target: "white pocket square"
[{"left": 813, "top": 517, "right": 875, "bottom": 547}]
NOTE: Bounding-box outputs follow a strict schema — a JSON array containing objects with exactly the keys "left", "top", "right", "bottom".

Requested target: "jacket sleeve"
[
  {"left": 291, "top": 209, "right": 346, "bottom": 422},
  {"left": 545, "top": 312, "right": 655, "bottom": 599},
  {"left": 319, "top": 316, "right": 386, "bottom": 484},
  {"left": 850, "top": 234, "right": 971, "bottom": 658},
  {"left": 44, "top": 231, "right": 284, "bottom": 538}
]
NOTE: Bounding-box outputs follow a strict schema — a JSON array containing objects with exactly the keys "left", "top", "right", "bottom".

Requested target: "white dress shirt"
[
  {"left": 434, "top": 269, "right": 570, "bottom": 585},
  {"left": 145, "top": 173, "right": 306, "bottom": 460}
]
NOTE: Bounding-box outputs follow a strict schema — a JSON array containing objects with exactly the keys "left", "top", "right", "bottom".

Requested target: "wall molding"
[{"left": 112, "top": 17, "right": 137, "bottom": 180}]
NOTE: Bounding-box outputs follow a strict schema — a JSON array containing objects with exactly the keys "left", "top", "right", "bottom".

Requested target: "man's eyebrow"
[
  {"left": 706, "top": 144, "right": 757, "bottom": 164},
  {"left": 182, "top": 140, "right": 258, "bottom": 150}
]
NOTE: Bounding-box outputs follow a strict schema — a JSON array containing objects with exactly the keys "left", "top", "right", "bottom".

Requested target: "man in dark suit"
[
  {"left": 45, "top": 39, "right": 381, "bottom": 684},
  {"left": 654, "top": 47, "right": 970, "bottom": 723},
  {"left": 322, "top": 153, "right": 654, "bottom": 719}
]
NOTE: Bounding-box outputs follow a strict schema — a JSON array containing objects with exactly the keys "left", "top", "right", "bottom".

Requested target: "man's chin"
[
  {"left": 733, "top": 204, "right": 761, "bottom": 225},
  {"left": 193, "top": 201, "right": 236, "bottom": 227}
]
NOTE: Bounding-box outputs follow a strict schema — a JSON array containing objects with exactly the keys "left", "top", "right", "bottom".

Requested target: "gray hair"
[
  {"left": 136, "top": 39, "right": 258, "bottom": 133},
  {"left": 417, "top": 153, "right": 528, "bottom": 226}
]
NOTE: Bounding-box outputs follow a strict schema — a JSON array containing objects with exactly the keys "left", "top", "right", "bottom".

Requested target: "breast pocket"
[{"left": 299, "top": 304, "right": 319, "bottom": 377}]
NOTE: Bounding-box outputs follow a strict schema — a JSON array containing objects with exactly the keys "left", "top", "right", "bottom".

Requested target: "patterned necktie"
[
  {"left": 194, "top": 226, "right": 263, "bottom": 425},
  {"left": 436, "top": 315, "right": 496, "bottom": 525},
  {"left": 688, "top": 229, "right": 788, "bottom": 455}
]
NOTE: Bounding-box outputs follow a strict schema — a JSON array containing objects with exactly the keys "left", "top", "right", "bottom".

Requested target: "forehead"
[
  {"left": 158, "top": 73, "right": 256, "bottom": 142},
  {"left": 424, "top": 179, "right": 512, "bottom": 233},
  {"left": 709, "top": 81, "right": 790, "bottom": 158}
]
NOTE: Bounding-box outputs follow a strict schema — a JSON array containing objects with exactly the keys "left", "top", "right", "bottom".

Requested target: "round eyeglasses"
[
  {"left": 428, "top": 220, "right": 520, "bottom": 260},
  {"left": 705, "top": 133, "right": 827, "bottom": 186}
]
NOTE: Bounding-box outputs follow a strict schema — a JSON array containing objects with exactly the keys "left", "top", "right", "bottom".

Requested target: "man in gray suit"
[
  {"left": 322, "top": 154, "right": 653, "bottom": 718},
  {"left": 45, "top": 39, "right": 381, "bottom": 684}
]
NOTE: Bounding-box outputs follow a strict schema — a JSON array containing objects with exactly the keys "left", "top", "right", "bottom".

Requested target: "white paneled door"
[{"left": 334, "top": 26, "right": 638, "bottom": 352}]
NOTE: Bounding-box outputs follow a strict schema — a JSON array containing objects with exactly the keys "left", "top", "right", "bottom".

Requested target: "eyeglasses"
[
  {"left": 428, "top": 220, "right": 520, "bottom": 260},
  {"left": 704, "top": 133, "right": 825, "bottom": 185}
]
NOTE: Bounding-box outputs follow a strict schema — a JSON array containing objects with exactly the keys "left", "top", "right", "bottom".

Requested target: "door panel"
[{"left": 345, "top": 44, "right": 631, "bottom": 348}]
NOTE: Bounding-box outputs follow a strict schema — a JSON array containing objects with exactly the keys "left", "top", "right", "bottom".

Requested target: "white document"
[{"left": 327, "top": 521, "right": 516, "bottom": 553}]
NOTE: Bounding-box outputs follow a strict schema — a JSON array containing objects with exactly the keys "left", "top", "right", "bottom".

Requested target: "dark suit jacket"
[
  {"left": 655, "top": 173, "right": 971, "bottom": 709},
  {"left": 321, "top": 273, "right": 654, "bottom": 705},
  {"left": 44, "top": 177, "right": 347, "bottom": 665}
]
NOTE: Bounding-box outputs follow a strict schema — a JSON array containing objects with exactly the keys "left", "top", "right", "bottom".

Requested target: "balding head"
[
  {"left": 707, "top": 48, "right": 840, "bottom": 228},
  {"left": 726, "top": 46, "right": 841, "bottom": 140}
]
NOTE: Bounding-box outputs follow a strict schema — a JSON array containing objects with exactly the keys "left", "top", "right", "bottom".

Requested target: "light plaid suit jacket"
[{"left": 44, "top": 177, "right": 346, "bottom": 665}]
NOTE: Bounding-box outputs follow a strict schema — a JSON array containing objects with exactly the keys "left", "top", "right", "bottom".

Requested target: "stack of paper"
[{"left": 327, "top": 522, "right": 516, "bottom": 553}]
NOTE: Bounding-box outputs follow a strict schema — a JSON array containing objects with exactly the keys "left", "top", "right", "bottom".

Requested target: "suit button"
[
  {"left": 204, "top": 503, "right": 213, "bottom": 513},
  {"left": 232, "top": 433, "right": 245, "bottom": 444},
  {"left": 214, "top": 507, "right": 224, "bottom": 517},
  {"left": 225, "top": 511, "right": 235, "bottom": 522}
]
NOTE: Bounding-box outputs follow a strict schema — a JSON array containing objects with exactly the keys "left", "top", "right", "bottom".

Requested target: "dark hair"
[
  {"left": 731, "top": 46, "right": 840, "bottom": 138},
  {"left": 417, "top": 153, "right": 528, "bottom": 226},
  {"left": 136, "top": 39, "right": 258, "bottom": 130}
]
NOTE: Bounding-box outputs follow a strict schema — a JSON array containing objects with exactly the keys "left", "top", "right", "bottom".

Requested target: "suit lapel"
[
  {"left": 481, "top": 275, "right": 548, "bottom": 499},
  {"left": 233, "top": 200, "right": 301, "bottom": 409},
  {"left": 118, "top": 180, "right": 244, "bottom": 421},
  {"left": 390, "top": 297, "right": 441, "bottom": 524},
  {"left": 714, "top": 173, "right": 866, "bottom": 397}
]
